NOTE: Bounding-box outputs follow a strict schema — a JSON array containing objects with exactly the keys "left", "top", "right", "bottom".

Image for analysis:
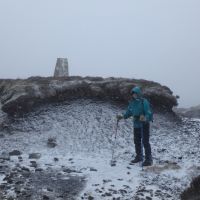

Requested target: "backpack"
[{"left": 142, "top": 98, "right": 154, "bottom": 122}]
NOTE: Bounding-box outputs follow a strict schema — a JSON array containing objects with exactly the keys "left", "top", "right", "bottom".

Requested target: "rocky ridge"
[
  {"left": 174, "top": 105, "right": 200, "bottom": 119},
  {"left": 0, "top": 76, "right": 178, "bottom": 115}
]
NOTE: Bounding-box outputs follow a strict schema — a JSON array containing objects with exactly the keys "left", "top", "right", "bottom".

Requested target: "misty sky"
[{"left": 0, "top": 0, "right": 200, "bottom": 108}]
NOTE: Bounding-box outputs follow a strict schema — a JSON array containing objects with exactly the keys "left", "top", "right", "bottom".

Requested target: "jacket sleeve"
[
  {"left": 123, "top": 104, "right": 132, "bottom": 119},
  {"left": 143, "top": 99, "right": 151, "bottom": 121}
]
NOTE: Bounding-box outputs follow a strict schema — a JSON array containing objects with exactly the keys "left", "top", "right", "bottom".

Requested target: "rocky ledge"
[
  {"left": 0, "top": 76, "right": 178, "bottom": 115},
  {"left": 174, "top": 105, "right": 200, "bottom": 119}
]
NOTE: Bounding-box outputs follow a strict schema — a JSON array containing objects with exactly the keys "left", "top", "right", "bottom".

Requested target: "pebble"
[
  {"left": 54, "top": 157, "right": 59, "bottom": 162},
  {"left": 35, "top": 168, "right": 43, "bottom": 172},
  {"left": 43, "top": 195, "right": 50, "bottom": 200},
  {"left": 90, "top": 167, "right": 98, "bottom": 172},
  {"left": 29, "top": 153, "right": 41, "bottom": 159},
  {"left": 21, "top": 166, "right": 30, "bottom": 172},
  {"left": 88, "top": 196, "right": 94, "bottom": 200},
  {"left": 9, "top": 150, "right": 21, "bottom": 156}
]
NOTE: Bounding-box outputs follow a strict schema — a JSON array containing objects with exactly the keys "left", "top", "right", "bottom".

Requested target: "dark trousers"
[{"left": 134, "top": 122, "right": 152, "bottom": 160}]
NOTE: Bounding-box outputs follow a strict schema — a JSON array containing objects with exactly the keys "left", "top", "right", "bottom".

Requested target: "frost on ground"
[{"left": 0, "top": 99, "right": 200, "bottom": 200}]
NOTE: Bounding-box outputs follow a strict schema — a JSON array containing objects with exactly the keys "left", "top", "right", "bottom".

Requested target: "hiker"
[{"left": 117, "top": 86, "right": 153, "bottom": 166}]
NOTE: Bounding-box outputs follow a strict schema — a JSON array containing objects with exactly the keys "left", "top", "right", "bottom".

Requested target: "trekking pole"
[
  {"left": 141, "top": 123, "right": 144, "bottom": 171},
  {"left": 110, "top": 119, "right": 119, "bottom": 167}
]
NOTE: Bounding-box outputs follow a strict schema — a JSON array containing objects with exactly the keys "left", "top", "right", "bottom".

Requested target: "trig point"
[{"left": 54, "top": 58, "right": 69, "bottom": 77}]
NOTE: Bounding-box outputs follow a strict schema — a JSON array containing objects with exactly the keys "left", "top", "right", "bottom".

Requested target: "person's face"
[{"left": 132, "top": 92, "right": 137, "bottom": 99}]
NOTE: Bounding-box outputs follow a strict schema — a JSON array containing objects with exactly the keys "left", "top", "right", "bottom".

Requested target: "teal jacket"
[{"left": 123, "top": 97, "right": 151, "bottom": 128}]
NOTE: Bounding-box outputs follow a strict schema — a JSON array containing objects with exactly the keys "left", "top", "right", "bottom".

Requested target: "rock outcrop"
[
  {"left": 174, "top": 105, "right": 200, "bottom": 118},
  {"left": 0, "top": 76, "right": 178, "bottom": 115},
  {"left": 181, "top": 175, "right": 200, "bottom": 200}
]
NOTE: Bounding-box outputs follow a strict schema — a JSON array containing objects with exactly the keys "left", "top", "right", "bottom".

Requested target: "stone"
[
  {"left": 35, "top": 168, "right": 43, "bottom": 172},
  {"left": 3, "top": 175, "right": 13, "bottom": 184},
  {"left": 47, "top": 187, "right": 53, "bottom": 192},
  {"left": 47, "top": 138, "right": 57, "bottom": 148},
  {"left": 43, "top": 195, "right": 50, "bottom": 200},
  {"left": 21, "top": 170, "right": 31, "bottom": 178},
  {"left": 103, "top": 192, "right": 112, "bottom": 197},
  {"left": 119, "top": 189, "right": 127, "bottom": 194},
  {"left": 29, "top": 153, "right": 41, "bottom": 159},
  {"left": 54, "top": 58, "right": 69, "bottom": 77},
  {"left": 30, "top": 161, "right": 37, "bottom": 168},
  {"left": 181, "top": 175, "right": 200, "bottom": 200},
  {"left": 146, "top": 197, "right": 152, "bottom": 200},
  {"left": 21, "top": 166, "right": 30, "bottom": 172},
  {"left": 103, "top": 179, "right": 112, "bottom": 183},
  {"left": 15, "top": 185, "right": 21, "bottom": 193},
  {"left": 54, "top": 157, "right": 59, "bottom": 162},
  {"left": 15, "top": 181, "right": 24, "bottom": 185},
  {"left": 90, "top": 167, "right": 98, "bottom": 172},
  {"left": 9, "top": 150, "right": 21, "bottom": 156},
  {"left": 63, "top": 168, "right": 77, "bottom": 173},
  {"left": 7, "top": 197, "right": 15, "bottom": 200}
]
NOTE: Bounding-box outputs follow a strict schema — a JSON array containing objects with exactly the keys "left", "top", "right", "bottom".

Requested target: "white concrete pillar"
[{"left": 54, "top": 58, "right": 69, "bottom": 77}]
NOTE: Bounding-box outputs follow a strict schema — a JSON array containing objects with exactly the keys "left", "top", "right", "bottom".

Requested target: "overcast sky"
[{"left": 0, "top": 0, "right": 200, "bottom": 108}]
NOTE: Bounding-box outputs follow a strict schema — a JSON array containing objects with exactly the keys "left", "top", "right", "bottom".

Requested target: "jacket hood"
[{"left": 131, "top": 86, "right": 142, "bottom": 96}]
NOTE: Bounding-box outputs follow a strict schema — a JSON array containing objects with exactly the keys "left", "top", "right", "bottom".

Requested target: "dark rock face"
[
  {"left": 181, "top": 175, "right": 200, "bottom": 200},
  {"left": 0, "top": 76, "right": 178, "bottom": 115}
]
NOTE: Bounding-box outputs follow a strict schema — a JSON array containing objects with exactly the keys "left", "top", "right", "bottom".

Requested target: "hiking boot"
[
  {"left": 142, "top": 158, "right": 153, "bottom": 166},
  {"left": 130, "top": 156, "right": 142, "bottom": 164}
]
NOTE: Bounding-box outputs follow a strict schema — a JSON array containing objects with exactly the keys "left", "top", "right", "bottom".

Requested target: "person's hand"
[
  {"left": 139, "top": 115, "right": 146, "bottom": 122},
  {"left": 116, "top": 115, "right": 123, "bottom": 121}
]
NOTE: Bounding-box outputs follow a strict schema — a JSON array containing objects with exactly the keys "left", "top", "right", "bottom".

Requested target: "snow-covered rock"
[
  {"left": 174, "top": 105, "right": 200, "bottom": 119},
  {"left": 0, "top": 76, "right": 178, "bottom": 115}
]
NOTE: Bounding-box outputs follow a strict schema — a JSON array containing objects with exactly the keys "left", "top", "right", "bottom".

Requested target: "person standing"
[{"left": 117, "top": 86, "right": 153, "bottom": 166}]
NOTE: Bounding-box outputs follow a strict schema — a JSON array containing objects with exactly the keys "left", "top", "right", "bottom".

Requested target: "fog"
[{"left": 0, "top": 0, "right": 200, "bottom": 108}]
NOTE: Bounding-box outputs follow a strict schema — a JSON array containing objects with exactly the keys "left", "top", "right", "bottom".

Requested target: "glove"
[
  {"left": 139, "top": 115, "right": 146, "bottom": 122},
  {"left": 116, "top": 115, "right": 123, "bottom": 121}
]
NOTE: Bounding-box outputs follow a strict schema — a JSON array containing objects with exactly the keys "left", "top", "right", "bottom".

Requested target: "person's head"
[{"left": 130, "top": 86, "right": 142, "bottom": 99}]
